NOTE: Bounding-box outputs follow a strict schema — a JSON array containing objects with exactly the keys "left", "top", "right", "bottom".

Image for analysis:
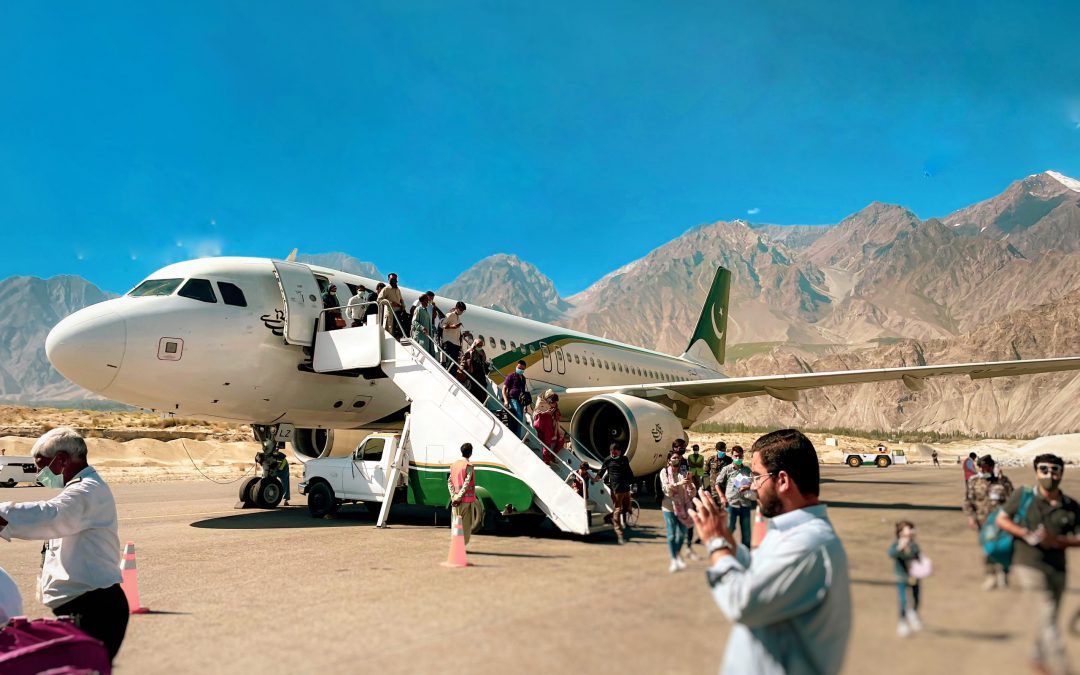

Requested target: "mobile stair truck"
[{"left": 297, "top": 305, "right": 614, "bottom": 536}]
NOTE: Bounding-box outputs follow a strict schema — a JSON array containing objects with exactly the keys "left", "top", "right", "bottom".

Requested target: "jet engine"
[
  {"left": 569, "top": 394, "right": 685, "bottom": 477},
  {"left": 290, "top": 428, "right": 370, "bottom": 461}
]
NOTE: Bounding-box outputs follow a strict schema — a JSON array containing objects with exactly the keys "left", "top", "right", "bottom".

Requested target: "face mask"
[
  {"left": 516, "top": 367, "right": 524, "bottom": 374},
  {"left": 1039, "top": 476, "right": 1062, "bottom": 492},
  {"left": 733, "top": 458, "right": 743, "bottom": 466},
  {"left": 717, "top": 452, "right": 726, "bottom": 458},
  {"left": 390, "top": 280, "right": 398, "bottom": 287},
  {"left": 36, "top": 460, "right": 65, "bottom": 489}
]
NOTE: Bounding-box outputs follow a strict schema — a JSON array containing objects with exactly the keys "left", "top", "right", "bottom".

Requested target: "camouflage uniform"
[
  {"left": 963, "top": 473, "right": 1015, "bottom": 525},
  {"left": 705, "top": 453, "right": 732, "bottom": 499},
  {"left": 963, "top": 472, "right": 1015, "bottom": 587}
]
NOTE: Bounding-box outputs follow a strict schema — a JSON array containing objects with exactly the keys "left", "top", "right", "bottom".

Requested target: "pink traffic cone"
[{"left": 120, "top": 542, "right": 150, "bottom": 614}]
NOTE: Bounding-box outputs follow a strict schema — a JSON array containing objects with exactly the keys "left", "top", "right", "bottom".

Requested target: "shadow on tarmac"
[
  {"left": 824, "top": 500, "right": 962, "bottom": 512},
  {"left": 923, "top": 626, "right": 1014, "bottom": 641},
  {"left": 821, "top": 478, "right": 922, "bottom": 486}
]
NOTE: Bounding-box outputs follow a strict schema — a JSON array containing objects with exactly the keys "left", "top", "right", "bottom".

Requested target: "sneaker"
[
  {"left": 669, "top": 559, "right": 680, "bottom": 573},
  {"left": 283, "top": 500, "right": 290, "bottom": 506},
  {"left": 616, "top": 535, "right": 625, "bottom": 545},
  {"left": 687, "top": 549, "right": 701, "bottom": 561},
  {"left": 897, "top": 619, "right": 911, "bottom": 639},
  {"left": 996, "top": 570, "right": 1008, "bottom": 588},
  {"left": 906, "top": 609, "right": 922, "bottom": 632},
  {"left": 675, "top": 557, "right": 687, "bottom": 570},
  {"left": 981, "top": 575, "right": 998, "bottom": 591}
]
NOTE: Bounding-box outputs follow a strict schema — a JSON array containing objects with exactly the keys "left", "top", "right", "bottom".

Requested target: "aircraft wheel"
[
  {"left": 846, "top": 456, "right": 862, "bottom": 468},
  {"left": 238, "top": 476, "right": 260, "bottom": 506},
  {"left": 254, "top": 477, "right": 284, "bottom": 509},
  {"left": 307, "top": 482, "right": 338, "bottom": 518}
]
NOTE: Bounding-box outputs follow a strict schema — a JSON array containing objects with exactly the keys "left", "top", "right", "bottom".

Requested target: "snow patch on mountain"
[{"left": 1045, "top": 171, "right": 1080, "bottom": 192}]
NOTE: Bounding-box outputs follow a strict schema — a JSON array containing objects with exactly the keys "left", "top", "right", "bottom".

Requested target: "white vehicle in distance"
[
  {"left": 844, "top": 445, "right": 908, "bottom": 468},
  {"left": 0, "top": 456, "right": 40, "bottom": 487}
]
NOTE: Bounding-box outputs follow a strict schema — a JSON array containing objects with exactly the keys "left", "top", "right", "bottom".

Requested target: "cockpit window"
[
  {"left": 217, "top": 282, "right": 247, "bottom": 307},
  {"left": 178, "top": 278, "right": 217, "bottom": 303},
  {"left": 128, "top": 278, "right": 182, "bottom": 297}
]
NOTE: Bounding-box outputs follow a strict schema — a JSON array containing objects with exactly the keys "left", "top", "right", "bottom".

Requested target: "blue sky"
[{"left": 1, "top": 1, "right": 1078, "bottom": 295}]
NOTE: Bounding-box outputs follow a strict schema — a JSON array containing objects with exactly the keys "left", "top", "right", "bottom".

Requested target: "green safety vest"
[{"left": 687, "top": 453, "right": 705, "bottom": 476}]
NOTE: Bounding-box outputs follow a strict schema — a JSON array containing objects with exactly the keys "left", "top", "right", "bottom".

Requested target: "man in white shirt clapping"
[{"left": 0, "top": 427, "right": 128, "bottom": 660}]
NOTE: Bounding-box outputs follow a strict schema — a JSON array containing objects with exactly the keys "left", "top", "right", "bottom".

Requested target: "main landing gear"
[{"left": 236, "top": 424, "right": 286, "bottom": 510}]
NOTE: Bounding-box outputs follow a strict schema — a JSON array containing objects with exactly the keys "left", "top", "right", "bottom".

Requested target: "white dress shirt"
[
  {"left": 707, "top": 504, "right": 852, "bottom": 675},
  {"left": 0, "top": 466, "right": 122, "bottom": 607},
  {"left": 0, "top": 565, "right": 23, "bottom": 623}
]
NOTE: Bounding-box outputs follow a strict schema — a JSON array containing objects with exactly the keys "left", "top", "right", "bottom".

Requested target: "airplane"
[{"left": 44, "top": 256, "right": 1080, "bottom": 509}]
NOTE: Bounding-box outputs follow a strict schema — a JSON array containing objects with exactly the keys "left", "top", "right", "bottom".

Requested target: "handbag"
[
  {"left": 908, "top": 557, "right": 933, "bottom": 579},
  {"left": 0, "top": 617, "right": 111, "bottom": 675},
  {"left": 980, "top": 487, "right": 1035, "bottom": 570}
]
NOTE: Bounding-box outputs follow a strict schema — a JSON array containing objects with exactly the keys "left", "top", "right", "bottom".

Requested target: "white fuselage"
[{"left": 46, "top": 257, "right": 725, "bottom": 430}]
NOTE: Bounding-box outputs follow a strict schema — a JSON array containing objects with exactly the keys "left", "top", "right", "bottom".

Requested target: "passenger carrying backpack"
[
  {"left": 980, "top": 487, "right": 1035, "bottom": 571},
  {"left": 0, "top": 616, "right": 111, "bottom": 675}
]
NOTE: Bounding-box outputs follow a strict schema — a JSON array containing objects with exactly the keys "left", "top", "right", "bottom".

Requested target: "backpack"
[
  {"left": 980, "top": 487, "right": 1035, "bottom": 570},
  {"left": 517, "top": 390, "right": 532, "bottom": 407},
  {"left": 0, "top": 617, "right": 111, "bottom": 675}
]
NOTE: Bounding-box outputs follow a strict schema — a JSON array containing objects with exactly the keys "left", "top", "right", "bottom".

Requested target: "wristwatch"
[{"left": 707, "top": 537, "right": 732, "bottom": 555}]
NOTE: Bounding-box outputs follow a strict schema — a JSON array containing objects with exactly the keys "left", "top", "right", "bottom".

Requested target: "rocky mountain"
[
  {"left": 561, "top": 220, "right": 831, "bottom": 351},
  {"left": 0, "top": 276, "right": 116, "bottom": 402},
  {"left": 297, "top": 252, "right": 382, "bottom": 279},
  {"left": 943, "top": 171, "right": 1080, "bottom": 256},
  {"left": 714, "top": 291, "right": 1080, "bottom": 436},
  {"left": 438, "top": 254, "right": 571, "bottom": 323}
]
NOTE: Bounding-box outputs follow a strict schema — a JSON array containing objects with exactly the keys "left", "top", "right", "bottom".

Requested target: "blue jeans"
[
  {"left": 663, "top": 511, "right": 688, "bottom": 560},
  {"left": 727, "top": 505, "right": 752, "bottom": 546},
  {"left": 897, "top": 581, "right": 920, "bottom": 618},
  {"left": 276, "top": 466, "right": 291, "bottom": 501},
  {"left": 507, "top": 399, "right": 525, "bottom": 439}
]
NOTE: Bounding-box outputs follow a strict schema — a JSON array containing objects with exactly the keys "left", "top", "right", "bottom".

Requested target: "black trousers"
[{"left": 53, "top": 583, "right": 130, "bottom": 660}]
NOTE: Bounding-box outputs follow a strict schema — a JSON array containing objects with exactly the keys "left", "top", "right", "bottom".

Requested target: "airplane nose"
[{"left": 46, "top": 308, "right": 127, "bottom": 393}]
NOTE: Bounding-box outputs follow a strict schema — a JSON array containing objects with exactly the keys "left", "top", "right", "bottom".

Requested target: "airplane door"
[
  {"left": 555, "top": 346, "right": 566, "bottom": 375},
  {"left": 540, "top": 343, "right": 552, "bottom": 373},
  {"left": 272, "top": 261, "right": 323, "bottom": 346}
]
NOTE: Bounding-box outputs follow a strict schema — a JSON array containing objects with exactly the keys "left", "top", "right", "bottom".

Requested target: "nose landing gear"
[{"left": 235, "top": 424, "right": 286, "bottom": 509}]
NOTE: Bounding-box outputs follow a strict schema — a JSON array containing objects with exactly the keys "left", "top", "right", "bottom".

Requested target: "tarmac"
[{"left": 1, "top": 465, "right": 1078, "bottom": 674}]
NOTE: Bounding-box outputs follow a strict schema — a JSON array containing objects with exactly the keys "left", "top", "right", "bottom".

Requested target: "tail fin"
[{"left": 680, "top": 266, "right": 731, "bottom": 370}]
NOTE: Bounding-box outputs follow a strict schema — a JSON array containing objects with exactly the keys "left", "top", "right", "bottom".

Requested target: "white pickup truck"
[
  {"left": 299, "top": 433, "right": 405, "bottom": 519},
  {"left": 299, "top": 431, "right": 544, "bottom": 533},
  {"left": 0, "top": 456, "right": 39, "bottom": 487}
]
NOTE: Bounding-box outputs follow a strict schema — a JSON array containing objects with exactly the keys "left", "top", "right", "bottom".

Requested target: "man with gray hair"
[{"left": 0, "top": 427, "right": 128, "bottom": 660}]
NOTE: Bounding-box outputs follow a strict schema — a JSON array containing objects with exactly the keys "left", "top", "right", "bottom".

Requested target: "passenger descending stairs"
[{"left": 313, "top": 322, "right": 613, "bottom": 535}]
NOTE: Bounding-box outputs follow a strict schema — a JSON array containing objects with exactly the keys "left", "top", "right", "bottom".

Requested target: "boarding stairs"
[{"left": 311, "top": 310, "right": 613, "bottom": 535}]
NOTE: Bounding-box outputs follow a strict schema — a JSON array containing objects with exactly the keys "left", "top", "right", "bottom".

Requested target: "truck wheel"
[
  {"left": 307, "top": 482, "right": 338, "bottom": 518},
  {"left": 254, "top": 477, "right": 283, "bottom": 509},
  {"left": 2, "top": 479, "right": 15, "bottom": 488},
  {"left": 846, "top": 456, "right": 862, "bottom": 468},
  {"left": 875, "top": 456, "right": 891, "bottom": 468},
  {"left": 238, "top": 476, "right": 260, "bottom": 506}
]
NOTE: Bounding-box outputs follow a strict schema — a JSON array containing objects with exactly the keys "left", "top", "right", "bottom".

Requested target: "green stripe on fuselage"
[{"left": 489, "top": 334, "right": 671, "bottom": 383}]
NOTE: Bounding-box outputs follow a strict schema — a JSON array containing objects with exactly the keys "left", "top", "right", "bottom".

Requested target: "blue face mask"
[
  {"left": 36, "top": 458, "right": 65, "bottom": 489},
  {"left": 718, "top": 452, "right": 726, "bottom": 458},
  {"left": 515, "top": 367, "right": 524, "bottom": 374}
]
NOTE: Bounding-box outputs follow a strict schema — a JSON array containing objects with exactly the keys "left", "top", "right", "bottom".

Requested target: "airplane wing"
[{"left": 559, "top": 356, "right": 1080, "bottom": 406}]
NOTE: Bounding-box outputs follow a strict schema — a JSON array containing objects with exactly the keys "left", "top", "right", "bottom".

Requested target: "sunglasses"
[{"left": 1036, "top": 464, "right": 1063, "bottom": 476}]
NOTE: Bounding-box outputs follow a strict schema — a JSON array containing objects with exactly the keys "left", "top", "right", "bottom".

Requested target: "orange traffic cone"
[
  {"left": 750, "top": 507, "right": 768, "bottom": 549},
  {"left": 440, "top": 512, "right": 471, "bottom": 568},
  {"left": 120, "top": 542, "right": 150, "bottom": 614}
]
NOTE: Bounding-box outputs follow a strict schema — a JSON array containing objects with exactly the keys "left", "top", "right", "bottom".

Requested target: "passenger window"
[
  {"left": 489, "top": 337, "right": 496, "bottom": 349},
  {"left": 478, "top": 334, "right": 485, "bottom": 343},
  {"left": 574, "top": 355, "right": 580, "bottom": 364},
  {"left": 356, "top": 437, "right": 385, "bottom": 461},
  {"left": 129, "top": 278, "right": 182, "bottom": 296},
  {"left": 510, "top": 341, "right": 516, "bottom": 349},
  {"left": 500, "top": 339, "right": 507, "bottom": 350},
  {"left": 178, "top": 278, "right": 217, "bottom": 303},
  {"left": 217, "top": 282, "right": 247, "bottom": 307}
]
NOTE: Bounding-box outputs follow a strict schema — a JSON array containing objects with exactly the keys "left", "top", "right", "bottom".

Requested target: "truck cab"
[{"left": 298, "top": 433, "right": 406, "bottom": 517}]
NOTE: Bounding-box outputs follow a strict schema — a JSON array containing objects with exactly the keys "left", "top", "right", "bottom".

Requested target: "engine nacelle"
[
  {"left": 570, "top": 394, "right": 685, "bottom": 477},
  {"left": 290, "top": 428, "right": 370, "bottom": 461}
]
